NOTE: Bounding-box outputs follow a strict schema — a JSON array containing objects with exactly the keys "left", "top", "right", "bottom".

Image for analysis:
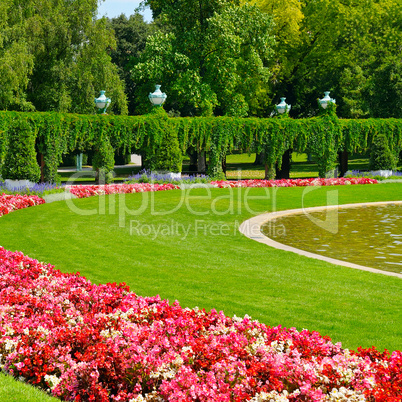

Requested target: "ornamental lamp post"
[
  {"left": 275, "top": 97, "right": 292, "bottom": 179},
  {"left": 276, "top": 97, "right": 291, "bottom": 114},
  {"left": 319, "top": 91, "right": 336, "bottom": 109},
  {"left": 94, "top": 90, "right": 111, "bottom": 114},
  {"left": 149, "top": 85, "right": 167, "bottom": 107}
]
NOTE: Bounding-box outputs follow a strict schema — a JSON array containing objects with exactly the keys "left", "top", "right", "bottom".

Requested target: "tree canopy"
[
  {"left": 273, "top": 0, "right": 402, "bottom": 118},
  {"left": 0, "top": 0, "right": 400, "bottom": 118},
  {"left": 131, "top": 0, "right": 274, "bottom": 116},
  {"left": 108, "top": 13, "right": 156, "bottom": 115},
  {"left": 0, "top": 0, "right": 34, "bottom": 111}
]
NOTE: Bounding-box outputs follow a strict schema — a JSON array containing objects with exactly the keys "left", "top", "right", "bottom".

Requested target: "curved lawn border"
[
  {"left": 239, "top": 201, "right": 402, "bottom": 279},
  {"left": 0, "top": 193, "right": 45, "bottom": 216},
  {"left": 1, "top": 183, "right": 402, "bottom": 400},
  {"left": 67, "top": 177, "right": 378, "bottom": 198},
  {"left": 1, "top": 248, "right": 402, "bottom": 401}
]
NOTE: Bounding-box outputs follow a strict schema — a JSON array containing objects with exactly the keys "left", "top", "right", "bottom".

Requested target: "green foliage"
[
  {"left": 369, "top": 133, "right": 398, "bottom": 171},
  {"left": 366, "top": 57, "right": 402, "bottom": 119},
  {"left": 1, "top": 119, "right": 40, "bottom": 182},
  {"left": 338, "top": 66, "right": 369, "bottom": 119},
  {"left": 1, "top": 0, "right": 128, "bottom": 115},
  {"left": 263, "top": 0, "right": 402, "bottom": 118},
  {"left": 2, "top": 0, "right": 401, "bottom": 120},
  {"left": 108, "top": 13, "right": 157, "bottom": 115},
  {"left": 0, "top": 111, "right": 401, "bottom": 182},
  {"left": 92, "top": 133, "right": 115, "bottom": 184},
  {"left": 134, "top": 1, "right": 274, "bottom": 117},
  {"left": 308, "top": 103, "right": 341, "bottom": 177},
  {"left": 153, "top": 130, "right": 183, "bottom": 173},
  {"left": 0, "top": 0, "right": 34, "bottom": 111},
  {"left": 142, "top": 108, "right": 183, "bottom": 172}
]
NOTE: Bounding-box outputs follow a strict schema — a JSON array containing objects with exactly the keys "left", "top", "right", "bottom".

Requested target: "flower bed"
[
  {"left": 68, "top": 178, "right": 377, "bottom": 199},
  {"left": 210, "top": 178, "right": 378, "bottom": 188},
  {"left": 0, "top": 193, "right": 45, "bottom": 217},
  {"left": 68, "top": 183, "right": 180, "bottom": 199},
  {"left": 0, "top": 248, "right": 400, "bottom": 401}
]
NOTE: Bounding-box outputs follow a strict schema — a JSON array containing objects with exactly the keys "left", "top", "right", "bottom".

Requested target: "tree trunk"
[
  {"left": 254, "top": 151, "right": 265, "bottom": 165},
  {"left": 197, "top": 151, "right": 206, "bottom": 173},
  {"left": 40, "top": 153, "right": 45, "bottom": 183},
  {"left": 338, "top": 150, "right": 348, "bottom": 177},
  {"left": 188, "top": 150, "right": 198, "bottom": 172},
  {"left": 275, "top": 149, "right": 291, "bottom": 179},
  {"left": 265, "top": 163, "right": 275, "bottom": 180}
]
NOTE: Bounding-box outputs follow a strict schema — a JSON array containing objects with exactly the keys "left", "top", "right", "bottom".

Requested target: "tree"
[
  {"left": 1, "top": 119, "right": 40, "bottom": 182},
  {"left": 274, "top": 0, "right": 402, "bottom": 118},
  {"left": 331, "top": 0, "right": 402, "bottom": 118},
  {"left": 241, "top": 0, "right": 303, "bottom": 108},
  {"left": 0, "top": 0, "right": 34, "bottom": 111},
  {"left": 132, "top": 1, "right": 274, "bottom": 116},
  {"left": 1, "top": 0, "right": 128, "bottom": 114},
  {"left": 67, "top": 17, "right": 128, "bottom": 115},
  {"left": 108, "top": 13, "right": 156, "bottom": 115},
  {"left": 369, "top": 133, "right": 398, "bottom": 171}
]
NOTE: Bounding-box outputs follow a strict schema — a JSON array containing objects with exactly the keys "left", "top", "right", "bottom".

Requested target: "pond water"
[{"left": 261, "top": 203, "right": 402, "bottom": 274}]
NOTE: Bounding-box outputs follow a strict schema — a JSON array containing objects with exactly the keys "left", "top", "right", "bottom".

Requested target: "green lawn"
[
  {"left": 1, "top": 183, "right": 401, "bottom": 400},
  {"left": 224, "top": 152, "right": 318, "bottom": 179},
  {"left": 1, "top": 183, "right": 401, "bottom": 349},
  {"left": 59, "top": 152, "right": 377, "bottom": 182},
  {"left": 58, "top": 165, "right": 142, "bottom": 183},
  {"left": 224, "top": 152, "right": 373, "bottom": 179},
  {"left": 0, "top": 373, "right": 59, "bottom": 402}
]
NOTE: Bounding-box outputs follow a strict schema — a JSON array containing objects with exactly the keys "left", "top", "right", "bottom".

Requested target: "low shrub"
[
  {"left": 92, "top": 136, "right": 115, "bottom": 184},
  {"left": 142, "top": 109, "right": 183, "bottom": 174},
  {"left": 344, "top": 170, "right": 402, "bottom": 181},
  {"left": 0, "top": 182, "right": 64, "bottom": 196},
  {"left": 1, "top": 119, "right": 40, "bottom": 182},
  {"left": 369, "top": 133, "right": 398, "bottom": 170}
]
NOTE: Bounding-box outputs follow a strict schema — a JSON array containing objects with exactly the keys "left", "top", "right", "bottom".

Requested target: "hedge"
[{"left": 0, "top": 110, "right": 401, "bottom": 182}]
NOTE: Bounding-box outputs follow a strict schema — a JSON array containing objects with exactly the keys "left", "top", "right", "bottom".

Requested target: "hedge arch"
[{"left": 0, "top": 111, "right": 401, "bottom": 182}]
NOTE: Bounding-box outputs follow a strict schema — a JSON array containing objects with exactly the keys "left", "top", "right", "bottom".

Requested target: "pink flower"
[
  {"left": 0, "top": 194, "right": 45, "bottom": 216},
  {"left": 0, "top": 247, "right": 399, "bottom": 401}
]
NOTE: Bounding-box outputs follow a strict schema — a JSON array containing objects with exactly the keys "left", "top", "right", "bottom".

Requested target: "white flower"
[
  {"left": 4, "top": 327, "right": 14, "bottom": 336},
  {"left": 149, "top": 363, "right": 177, "bottom": 380},
  {"left": 44, "top": 374, "right": 62, "bottom": 390},
  {"left": 271, "top": 340, "right": 285, "bottom": 353},
  {"left": 129, "top": 392, "right": 165, "bottom": 402},
  {"left": 250, "top": 390, "right": 289, "bottom": 401},
  {"left": 329, "top": 387, "right": 366, "bottom": 401},
  {"left": 4, "top": 338, "right": 18, "bottom": 351},
  {"left": 100, "top": 328, "right": 123, "bottom": 338},
  {"left": 232, "top": 314, "right": 243, "bottom": 322},
  {"left": 172, "top": 355, "right": 184, "bottom": 366}
]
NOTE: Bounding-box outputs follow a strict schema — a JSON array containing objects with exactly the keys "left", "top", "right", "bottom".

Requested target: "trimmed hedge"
[
  {"left": 1, "top": 119, "right": 40, "bottom": 182},
  {"left": 369, "top": 132, "right": 398, "bottom": 171},
  {"left": 0, "top": 111, "right": 401, "bottom": 182}
]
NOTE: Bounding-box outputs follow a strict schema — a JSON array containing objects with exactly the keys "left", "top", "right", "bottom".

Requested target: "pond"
[{"left": 261, "top": 203, "right": 402, "bottom": 274}]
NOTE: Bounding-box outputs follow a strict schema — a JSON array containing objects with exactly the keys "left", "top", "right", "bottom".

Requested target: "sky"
[{"left": 97, "top": 0, "right": 153, "bottom": 21}]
